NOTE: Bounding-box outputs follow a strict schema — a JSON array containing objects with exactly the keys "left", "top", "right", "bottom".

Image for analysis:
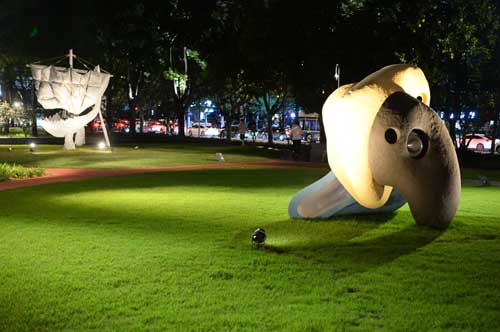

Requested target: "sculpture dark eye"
[
  {"left": 407, "top": 129, "right": 428, "bottom": 159},
  {"left": 417, "top": 96, "right": 423, "bottom": 101},
  {"left": 385, "top": 128, "right": 398, "bottom": 144}
]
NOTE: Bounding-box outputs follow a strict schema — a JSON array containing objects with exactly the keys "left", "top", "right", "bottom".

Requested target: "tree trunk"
[
  {"left": 279, "top": 111, "right": 285, "bottom": 132},
  {"left": 31, "top": 110, "right": 38, "bottom": 137},
  {"left": 319, "top": 112, "right": 326, "bottom": 144},
  {"left": 176, "top": 102, "right": 186, "bottom": 138},
  {"left": 128, "top": 99, "right": 137, "bottom": 136},
  {"left": 490, "top": 112, "right": 499, "bottom": 154},
  {"left": 139, "top": 108, "right": 144, "bottom": 134},
  {"left": 103, "top": 107, "right": 113, "bottom": 141},
  {"left": 446, "top": 118, "right": 456, "bottom": 148},
  {"left": 267, "top": 110, "right": 273, "bottom": 144},
  {"left": 260, "top": 93, "right": 274, "bottom": 145},
  {"left": 225, "top": 112, "right": 232, "bottom": 143}
]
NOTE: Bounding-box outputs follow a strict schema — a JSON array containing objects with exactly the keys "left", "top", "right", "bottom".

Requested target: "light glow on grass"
[
  {"left": 0, "top": 143, "right": 282, "bottom": 169},
  {"left": 0, "top": 169, "right": 499, "bottom": 331}
]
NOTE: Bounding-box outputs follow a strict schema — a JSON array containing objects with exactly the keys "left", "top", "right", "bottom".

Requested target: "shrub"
[{"left": 0, "top": 163, "right": 45, "bottom": 181}]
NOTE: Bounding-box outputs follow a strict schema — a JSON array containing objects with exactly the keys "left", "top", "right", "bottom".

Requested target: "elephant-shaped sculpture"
[{"left": 289, "top": 64, "right": 460, "bottom": 228}]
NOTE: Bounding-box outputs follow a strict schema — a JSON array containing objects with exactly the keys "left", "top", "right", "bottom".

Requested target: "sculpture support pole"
[
  {"left": 98, "top": 103, "right": 111, "bottom": 148},
  {"left": 94, "top": 65, "right": 111, "bottom": 148}
]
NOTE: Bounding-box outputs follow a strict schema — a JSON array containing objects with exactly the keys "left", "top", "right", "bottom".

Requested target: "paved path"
[
  {"left": 0, "top": 161, "right": 328, "bottom": 191},
  {"left": 0, "top": 161, "right": 497, "bottom": 191}
]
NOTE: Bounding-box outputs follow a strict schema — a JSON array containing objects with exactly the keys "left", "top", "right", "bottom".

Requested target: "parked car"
[
  {"left": 492, "top": 137, "right": 500, "bottom": 154},
  {"left": 278, "top": 128, "right": 290, "bottom": 141},
  {"left": 304, "top": 130, "right": 320, "bottom": 143},
  {"left": 188, "top": 124, "right": 220, "bottom": 137},
  {"left": 143, "top": 120, "right": 167, "bottom": 134},
  {"left": 113, "top": 119, "right": 129, "bottom": 132},
  {"left": 219, "top": 123, "right": 256, "bottom": 139},
  {"left": 90, "top": 119, "right": 107, "bottom": 133},
  {"left": 256, "top": 129, "right": 288, "bottom": 142},
  {"left": 456, "top": 134, "right": 493, "bottom": 152}
]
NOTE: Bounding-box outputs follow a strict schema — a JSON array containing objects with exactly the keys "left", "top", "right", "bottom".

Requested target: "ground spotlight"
[
  {"left": 29, "top": 143, "right": 36, "bottom": 152},
  {"left": 98, "top": 141, "right": 106, "bottom": 149},
  {"left": 8, "top": 147, "right": 12, "bottom": 152},
  {"left": 479, "top": 175, "right": 490, "bottom": 186},
  {"left": 252, "top": 228, "right": 266, "bottom": 247}
]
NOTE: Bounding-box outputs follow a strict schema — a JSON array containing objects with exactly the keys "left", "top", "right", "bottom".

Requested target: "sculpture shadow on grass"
[{"left": 256, "top": 211, "right": 444, "bottom": 275}]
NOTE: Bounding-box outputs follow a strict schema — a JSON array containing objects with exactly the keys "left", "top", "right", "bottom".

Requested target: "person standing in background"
[
  {"left": 238, "top": 119, "right": 247, "bottom": 146},
  {"left": 291, "top": 121, "right": 303, "bottom": 160}
]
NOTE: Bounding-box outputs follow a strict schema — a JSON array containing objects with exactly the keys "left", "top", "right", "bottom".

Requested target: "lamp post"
[{"left": 334, "top": 64, "right": 340, "bottom": 89}]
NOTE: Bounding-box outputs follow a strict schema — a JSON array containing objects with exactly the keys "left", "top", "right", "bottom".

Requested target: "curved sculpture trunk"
[{"left": 288, "top": 171, "right": 407, "bottom": 219}]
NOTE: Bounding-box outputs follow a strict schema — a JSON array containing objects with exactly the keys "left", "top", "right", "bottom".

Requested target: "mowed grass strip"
[
  {"left": 0, "top": 168, "right": 499, "bottom": 332},
  {"left": 0, "top": 143, "right": 281, "bottom": 169}
]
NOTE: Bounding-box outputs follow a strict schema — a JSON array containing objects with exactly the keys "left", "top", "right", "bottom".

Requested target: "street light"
[{"left": 334, "top": 64, "right": 340, "bottom": 89}]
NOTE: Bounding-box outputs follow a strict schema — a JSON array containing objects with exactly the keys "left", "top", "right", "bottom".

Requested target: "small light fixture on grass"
[
  {"left": 134, "top": 146, "right": 139, "bottom": 150},
  {"left": 479, "top": 175, "right": 490, "bottom": 186},
  {"left": 29, "top": 143, "right": 36, "bottom": 152},
  {"left": 252, "top": 228, "right": 266, "bottom": 247},
  {"left": 8, "top": 147, "right": 12, "bottom": 152},
  {"left": 98, "top": 141, "right": 106, "bottom": 149}
]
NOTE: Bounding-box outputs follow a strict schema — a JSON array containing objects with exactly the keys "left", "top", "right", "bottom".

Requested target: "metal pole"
[
  {"left": 69, "top": 49, "right": 74, "bottom": 68},
  {"left": 198, "top": 107, "right": 201, "bottom": 137},
  {"left": 335, "top": 64, "right": 340, "bottom": 89},
  {"left": 95, "top": 66, "right": 111, "bottom": 148},
  {"left": 95, "top": 104, "right": 111, "bottom": 148}
]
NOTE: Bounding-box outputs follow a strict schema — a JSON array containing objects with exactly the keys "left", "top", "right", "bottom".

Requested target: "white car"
[
  {"left": 188, "top": 124, "right": 220, "bottom": 137},
  {"left": 456, "top": 134, "right": 492, "bottom": 152}
]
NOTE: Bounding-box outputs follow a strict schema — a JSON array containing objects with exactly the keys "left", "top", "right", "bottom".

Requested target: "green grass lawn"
[
  {"left": 0, "top": 168, "right": 499, "bottom": 332},
  {"left": 461, "top": 168, "right": 500, "bottom": 182},
  {"left": 0, "top": 143, "right": 282, "bottom": 169}
]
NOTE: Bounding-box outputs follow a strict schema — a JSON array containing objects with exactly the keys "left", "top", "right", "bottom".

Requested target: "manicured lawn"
[
  {"left": 461, "top": 168, "right": 500, "bottom": 181},
  {"left": 0, "top": 168, "right": 499, "bottom": 332},
  {"left": 0, "top": 143, "right": 281, "bottom": 169}
]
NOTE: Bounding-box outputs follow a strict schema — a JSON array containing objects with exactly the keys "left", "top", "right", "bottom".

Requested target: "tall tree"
[
  {"left": 387, "top": 0, "right": 499, "bottom": 143},
  {"left": 96, "top": 1, "right": 169, "bottom": 135}
]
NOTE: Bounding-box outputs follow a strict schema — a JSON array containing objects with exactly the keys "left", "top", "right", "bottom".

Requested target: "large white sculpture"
[
  {"left": 289, "top": 64, "right": 461, "bottom": 228},
  {"left": 30, "top": 50, "right": 112, "bottom": 150},
  {"left": 322, "top": 64, "right": 430, "bottom": 209}
]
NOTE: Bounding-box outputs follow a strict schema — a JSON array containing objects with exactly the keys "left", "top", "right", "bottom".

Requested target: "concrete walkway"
[{"left": 0, "top": 161, "right": 497, "bottom": 191}]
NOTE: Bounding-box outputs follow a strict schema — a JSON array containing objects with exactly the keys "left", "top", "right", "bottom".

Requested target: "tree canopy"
[{"left": 1, "top": 0, "right": 500, "bottom": 145}]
